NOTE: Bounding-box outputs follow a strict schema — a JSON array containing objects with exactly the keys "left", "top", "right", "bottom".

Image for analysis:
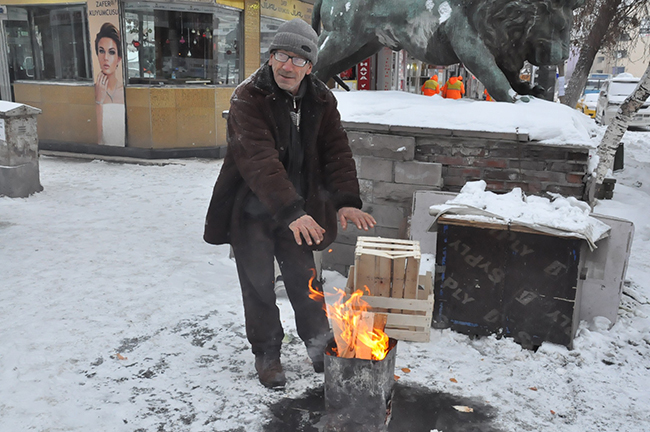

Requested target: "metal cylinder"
[{"left": 323, "top": 338, "right": 397, "bottom": 432}]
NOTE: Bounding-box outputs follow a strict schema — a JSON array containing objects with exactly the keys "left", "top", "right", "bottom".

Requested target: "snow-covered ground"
[{"left": 1, "top": 97, "right": 649, "bottom": 431}]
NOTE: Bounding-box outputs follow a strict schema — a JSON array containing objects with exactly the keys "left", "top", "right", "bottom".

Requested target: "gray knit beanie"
[{"left": 269, "top": 19, "right": 319, "bottom": 65}]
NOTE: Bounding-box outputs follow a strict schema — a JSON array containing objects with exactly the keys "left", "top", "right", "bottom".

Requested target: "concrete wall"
[
  {"left": 323, "top": 124, "right": 444, "bottom": 274},
  {"left": 322, "top": 121, "right": 591, "bottom": 275}
]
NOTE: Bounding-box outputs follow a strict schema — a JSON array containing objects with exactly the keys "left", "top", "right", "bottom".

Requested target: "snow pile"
[
  {"left": 429, "top": 180, "right": 611, "bottom": 248},
  {"left": 334, "top": 90, "right": 599, "bottom": 146},
  {"left": 0, "top": 100, "right": 29, "bottom": 112}
]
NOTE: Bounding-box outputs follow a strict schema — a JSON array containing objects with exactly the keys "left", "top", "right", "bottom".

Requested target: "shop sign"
[
  {"left": 260, "top": 0, "right": 312, "bottom": 21},
  {"left": 357, "top": 58, "right": 371, "bottom": 90},
  {"left": 376, "top": 47, "right": 392, "bottom": 91}
]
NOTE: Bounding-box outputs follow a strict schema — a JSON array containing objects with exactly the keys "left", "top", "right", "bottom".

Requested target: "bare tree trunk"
[
  {"left": 564, "top": 0, "right": 622, "bottom": 108},
  {"left": 593, "top": 61, "right": 650, "bottom": 185}
]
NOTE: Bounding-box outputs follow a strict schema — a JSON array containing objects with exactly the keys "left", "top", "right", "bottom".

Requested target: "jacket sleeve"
[
  {"left": 227, "top": 91, "right": 307, "bottom": 226},
  {"left": 317, "top": 94, "right": 363, "bottom": 210}
]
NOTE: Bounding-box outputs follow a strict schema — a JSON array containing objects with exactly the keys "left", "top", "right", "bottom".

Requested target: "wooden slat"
[
  {"left": 374, "top": 313, "right": 388, "bottom": 332},
  {"left": 357, "top": 236, "right": 418, "bottom": 245},
  {"left": 385, "top": 328, "right": 431, "bottom": 342},
  {"left": 362, "top": 296, "right": 432, "bottom": 313},
  {"left": 404, "top": 256, "right": 420, "bottom": 299},
  {"left": 354, "top": 253, "right": 376, "bottom": 294},
  {"left": 391, "top": 257, "right": 406, "bottom": 299},
  {"left": 391, "top": 256, "right": 406, "bottom": 315},
  {"left": 357, "top": 244, "right": 421, "bottom": 252},
  {"left": 355, "top": 250, "right": 420, "bottom": 260},
  {"left": 404, "top": 257, "right": 421, "bottom": 331},
  {"left": 339, "top": 310, "right": 361, "bottom": 359},
  {"left": 345, "top": 265, "right": 356, "bottom": 294},
  {"left": 375, "top": 256, "right": 392, "bottom": 297},
  {"left": 354, "top": 312, "right": 375, "bottom": 360},
  {"left": 327, "top": 304, "right": 350, "bottom": 357},
  {"left": 384, "top": 313, "right": 431, "bottom": 328}
]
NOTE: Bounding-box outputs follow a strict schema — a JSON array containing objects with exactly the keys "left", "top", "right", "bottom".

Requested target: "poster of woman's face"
[
  {"left": 87, "top": 1, "right": 125, "bottom": 147},
  {"left": 94, "top": 22, "right": 124, "bottom": 106},
  {"left": 97, "top": 34, "right": 121, "bottom": 88},
  {"left": 93, "top": 22, "right": 125, "bottom": 146}
]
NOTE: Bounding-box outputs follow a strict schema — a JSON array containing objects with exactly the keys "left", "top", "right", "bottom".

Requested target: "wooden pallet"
[{"left": 346, "top": 237, "right": 433, "bottom": 342}]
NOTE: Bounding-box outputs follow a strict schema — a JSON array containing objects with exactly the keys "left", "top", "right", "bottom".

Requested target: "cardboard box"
[{"left": 434, "top": 216, "right": 584, "bottom": 349}]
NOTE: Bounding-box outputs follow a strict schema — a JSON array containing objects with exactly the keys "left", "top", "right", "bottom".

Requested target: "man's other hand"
[
  {"left": 338, "top": 207, "right": 376, "bottom": 231},
  {"left": 289, "top": 215, "right": 326, "bottom": 246}
]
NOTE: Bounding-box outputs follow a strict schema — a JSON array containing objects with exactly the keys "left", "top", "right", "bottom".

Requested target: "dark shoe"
[{"left": 255, "top": 353, "right": 286, "bottom": 389}]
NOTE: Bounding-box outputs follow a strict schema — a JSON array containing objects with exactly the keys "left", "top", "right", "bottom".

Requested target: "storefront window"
[
  {"left": 124, "top": 4, "right": 241, "bottom": 85},
  {"left": 6, "top": 5, "right": 92, "bottom": 82},
  {"left": 260, "top": 16, "right": 285, "bottom": 66}
]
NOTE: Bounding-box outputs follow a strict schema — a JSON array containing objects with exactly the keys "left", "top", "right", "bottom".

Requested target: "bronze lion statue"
[{"left": 311, "top": 0, "right": 584, "bottom": 102}]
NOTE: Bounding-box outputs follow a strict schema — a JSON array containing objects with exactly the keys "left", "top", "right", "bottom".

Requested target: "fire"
[{"left": 308, "top": 270, "right": 390, "bottom": 361}]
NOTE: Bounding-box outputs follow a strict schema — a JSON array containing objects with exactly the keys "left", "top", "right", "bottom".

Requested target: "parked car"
[
  {"left": 584, "top": 73, "right": 611, "bottom": 94},
  {"left": 595, "top": 73, "right": 650, "bottom": 127},
  {"left": 576, "top": 93, "right": 599, "bottom": 118}
]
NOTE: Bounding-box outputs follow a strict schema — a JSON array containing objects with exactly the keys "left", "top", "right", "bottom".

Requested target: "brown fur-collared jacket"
[{"left": 203, "top": 64, "right": 362, "bottom": 250}]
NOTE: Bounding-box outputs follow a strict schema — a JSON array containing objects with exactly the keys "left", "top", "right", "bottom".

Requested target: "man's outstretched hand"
[
  {"left": 289, "top": 215, "right": 325, "bottom": 246},
  {"left": 289, "top": 208, "right": 376, "bottom": 246},
  {"left": 338, "top": 207, "right": 376, "bottom": 231}
]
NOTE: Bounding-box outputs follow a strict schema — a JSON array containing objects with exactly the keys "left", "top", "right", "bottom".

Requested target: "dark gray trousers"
[{"left": 230, "top": 211, "right": 331, "bottom": 358}]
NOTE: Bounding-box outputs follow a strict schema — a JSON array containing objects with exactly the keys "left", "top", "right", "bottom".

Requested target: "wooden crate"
[
  {"left": 353, "top": 237, "right": 421, "bottom": 300},
  {"left": 346, "top": 266, "right": 433, "bottom": 342}
]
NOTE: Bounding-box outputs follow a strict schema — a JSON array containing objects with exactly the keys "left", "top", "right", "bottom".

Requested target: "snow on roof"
[{"left": 614, "top": 72, "right": 636, "bottom": 79}]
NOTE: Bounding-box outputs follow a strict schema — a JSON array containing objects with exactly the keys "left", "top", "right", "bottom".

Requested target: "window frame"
[
  {"left": 260, "top": 15, "right": 285, "bottom": 67},
  {"left": 7, "top": 3, "right": 92, "bottom": 83},
  {"left": 122, "top": 1, "right": 243, "bottom": 87}
]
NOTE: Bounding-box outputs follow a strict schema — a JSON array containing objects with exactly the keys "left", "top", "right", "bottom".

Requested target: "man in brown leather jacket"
[{"left": 204, "top": 19, "right": 375, "bottom": 389}]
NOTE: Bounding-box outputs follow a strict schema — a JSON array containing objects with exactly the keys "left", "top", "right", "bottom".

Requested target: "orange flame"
[{"left": 308, "top": 270, "right": 390, "bottom": 360}]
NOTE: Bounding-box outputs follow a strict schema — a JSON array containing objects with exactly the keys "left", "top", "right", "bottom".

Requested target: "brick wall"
[
  {"left": 416, "top": 138, "right": 589, "bottom": 197},
  {"left": 321, "top": 121, "right": 591, "bottom": 275}
]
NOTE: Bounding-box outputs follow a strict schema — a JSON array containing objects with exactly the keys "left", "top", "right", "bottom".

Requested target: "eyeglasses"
[{"left": 273, "top": 51, "right": 309, "bottom": 67}]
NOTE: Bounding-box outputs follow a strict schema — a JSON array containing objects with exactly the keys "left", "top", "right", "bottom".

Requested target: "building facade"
[
  {"left": 590, "top": 23, "right": 650, "bottom": 79},
  {"left": 0, "top": 0, "right": 314, "bottom": 156},
  {"left": 0, "top": 1, "right": 474, "bottom": 156}
]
